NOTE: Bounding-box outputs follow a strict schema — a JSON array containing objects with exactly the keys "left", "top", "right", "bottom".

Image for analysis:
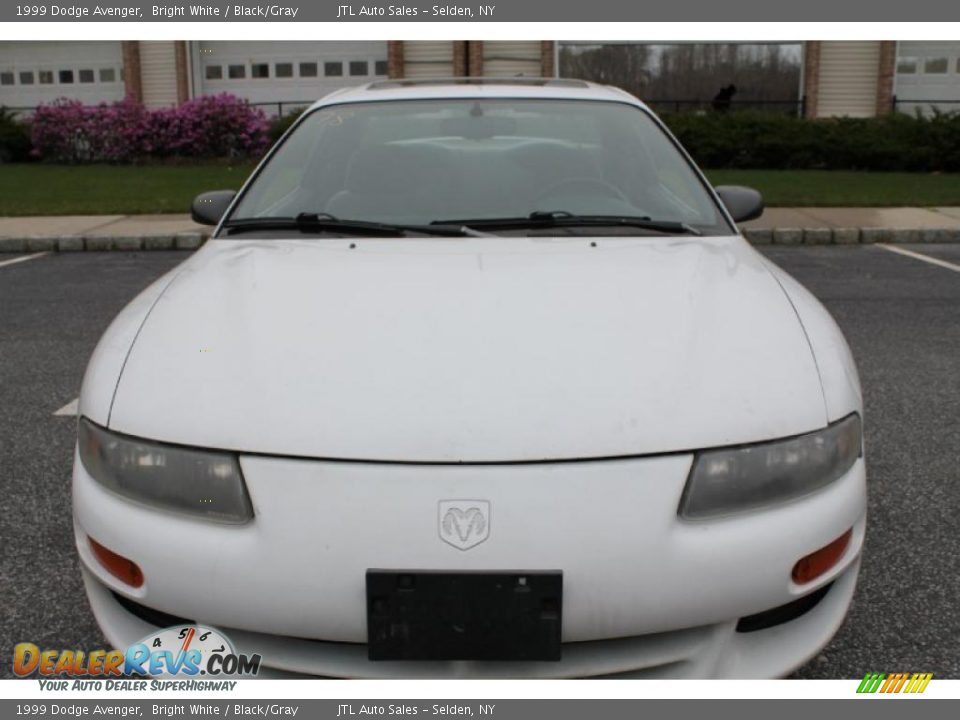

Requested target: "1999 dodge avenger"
[{"left": 73, "top": 79, "right": 866, "bottom": 678}]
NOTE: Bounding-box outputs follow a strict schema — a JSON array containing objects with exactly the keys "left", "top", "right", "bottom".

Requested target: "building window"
[
  {"left": 99, "top": 67, "right": 116, "bottom": 83},
  {"left": 228, "top": 64, "right": 246, "bottom": 79},
  {"left": 205, "top": 65, "right": 223, "bottom": 80},
  {"left": 957, "top": 57, "right": 960, "bottom": 73},
  {"left": 251, "top": 63, "right": 270, "bottom": 79},
  {"left": 299, "top": 62, "right": 318, "bottom": 77},
  {"left": 923, "top": 57, "right": 948, "bottom": 74},
  {"left": 38, "top": 70, "right": 53, "bottom": 84},
  {"left": 349, "top": 61, "right": 368, "bottom": 76},
  {"left": 275, "top": 62, "right": 293, "bottom": 78},
  {"left": 896, "top": 57, "right": 918, "bottom": 74},
  {"left": 324, "top": 61, "right": 343, "bottom": 77},
  {"left": 374, "top": 60, "right": 388, "bottom": 76},
  {"left": 59, "top": 69, "right": 74, "bottom": 84},
  {"left": 0, "top": 71, "right": 13, "bottom": 86},
  {"left": 19, "top": 70, "right": 34, "bottom": 85},
  {"left": 79, "top": 69, "right": 95, "bottom": 84}
]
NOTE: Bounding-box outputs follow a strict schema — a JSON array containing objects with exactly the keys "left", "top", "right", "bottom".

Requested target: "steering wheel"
[{"left": 533, "top": 177, "right": 630, "bottom": 206}]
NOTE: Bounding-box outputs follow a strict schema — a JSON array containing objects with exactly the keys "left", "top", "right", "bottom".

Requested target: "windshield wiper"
[
  {"left": 222, "top": 213, "right": 487, "bottom": 237},
  {"left": 432, "top": 211, "right": 702, "bottom": 236}
]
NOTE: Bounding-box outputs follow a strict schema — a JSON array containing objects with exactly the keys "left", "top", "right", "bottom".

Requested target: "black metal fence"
[
  {"left": 6, "top": 96, "right": 960, "bottom": 119},
  {"left": 2, "top": 106, "right": 34, "bottom": 118},
  {"left": 892, "top": 96, "right": 960, "bottom": 114},
  {"left": 247, "top": 100, "right": 313, "bottom": 117},
  {"left": 2, "top": 100, "right": 315, "bottom": 119},
  {"left": 248, "top": 97, "right": 810, "bottom": 118},
  {"left": 642, "top": 98, "right": 806, "bottom": 116}
]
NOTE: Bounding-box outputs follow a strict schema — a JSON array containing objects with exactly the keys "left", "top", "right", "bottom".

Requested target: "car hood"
[{"left": 108, "top": 237, "right": 827, "bottom": 462}]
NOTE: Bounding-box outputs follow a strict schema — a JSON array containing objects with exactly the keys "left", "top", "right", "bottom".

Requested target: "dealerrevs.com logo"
[{"left": 14, "top": 625, "right": 261, "bottom": 689}]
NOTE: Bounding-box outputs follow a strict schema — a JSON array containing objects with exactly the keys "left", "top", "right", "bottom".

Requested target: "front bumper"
[{"left": 74, "top": 448, "right": 866, "bottom": 678}]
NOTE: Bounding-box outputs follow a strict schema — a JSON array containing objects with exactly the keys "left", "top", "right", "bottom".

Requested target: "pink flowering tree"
[{"left": 30, "top": 94, "right": 269, "bottom": 163}]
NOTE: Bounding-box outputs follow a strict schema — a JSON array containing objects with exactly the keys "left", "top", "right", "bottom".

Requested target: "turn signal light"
[
  {"left": 792, "top": 529, "right": 852, "bottom": 585},
  {"left": 89, "top": 537, "right": 144, "bottom": 588}
]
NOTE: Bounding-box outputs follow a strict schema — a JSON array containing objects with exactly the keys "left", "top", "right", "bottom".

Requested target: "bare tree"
[{"left": 560, "top": 43, "right": 802, "bottom": 112}]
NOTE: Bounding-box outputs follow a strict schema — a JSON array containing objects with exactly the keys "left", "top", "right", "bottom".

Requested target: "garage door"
[
  {"left": 194, "top": 41, "right": 388, "bottom": 115},
  {"left": 0, "top": 41, "right": 124, "bottom": 113},
  {"left": 481, "top": 42, "right": 544, "bottom": 77},
  {"left": 894, "top": 41, "right": 960, "bottom": 114},
  {"left": 817, "top": 42, "right": 881, "bottom": 117},
  {"left": 140, "top": 42, "right": 179, "bottom": 108},
  {"left": 401, "top": 42, "right": 457, "bottom": 78}
]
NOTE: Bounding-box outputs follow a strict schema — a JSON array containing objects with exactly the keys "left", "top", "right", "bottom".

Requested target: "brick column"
[
  {"left": 174, "top": 41, "right": 190, "bottom": 104},
  {"left": 467, "top": 41, "right": 484, "bottom": 77},
  {"left": 541, "top": 41, "right": 555, "bottom": 78},
  {"left": 121, "top": 41, "right": 142, "bottom": 104},
  {"left": 453, "top": 41, "right": 468, "bottom": 77},
  {"left": 802, "top": 41, "right": 821, "bottom": 119},
  {"left": 387, "top": 41, "right": 404, "bottom": 79},
  {"left": 876, "top": 41, "right": 897, "bottom": 116}
]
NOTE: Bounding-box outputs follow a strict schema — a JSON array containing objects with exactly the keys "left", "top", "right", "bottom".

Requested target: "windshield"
[{"left": 227, "top": 99, "right": 733, "bottom": 236}]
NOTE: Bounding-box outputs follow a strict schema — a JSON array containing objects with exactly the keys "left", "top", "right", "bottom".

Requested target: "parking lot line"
[
  {"left": 878, "top": 244, "right": 960, "bottom": 273},
  {"left": 0, "top": 252, "right": 50, "bottom": 269},
  {"left": 54, "top": 398, "right": 79, "bottom": 417}
]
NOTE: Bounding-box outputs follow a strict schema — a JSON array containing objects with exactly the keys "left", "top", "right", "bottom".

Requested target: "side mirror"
[
  {"left": 191, "top": 190, "right": 237, "bottom": 226},
  {"left": 715, "top": 185, "right": 764, "bottom": 223}
]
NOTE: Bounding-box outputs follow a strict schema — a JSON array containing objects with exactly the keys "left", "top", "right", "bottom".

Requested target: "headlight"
[
  {"left": 78, "top": 418, "right": 253, "bottom": 524},
  {"left": 679, "top": 414, "right": 862, "bottom": 519}
]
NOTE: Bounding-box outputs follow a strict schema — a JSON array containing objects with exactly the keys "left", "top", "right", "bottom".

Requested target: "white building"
[{"left": 2, "top": 40, "right": 958, "bottom": 117}]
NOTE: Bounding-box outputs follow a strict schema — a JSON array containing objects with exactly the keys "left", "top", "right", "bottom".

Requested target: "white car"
[{"left": 73, "top": 79, "right": 866, "bottom": 678}]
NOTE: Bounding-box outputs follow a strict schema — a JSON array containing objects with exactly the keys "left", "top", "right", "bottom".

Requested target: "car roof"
[{"left": 308, "top": 77, "right": 645, "bottom": 110}]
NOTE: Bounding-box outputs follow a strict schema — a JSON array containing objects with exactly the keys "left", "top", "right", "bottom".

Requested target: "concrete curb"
[
  {"left": 741, "top": 226, "right": 960, "bottom": 245},
  {"left": 1, "top": 227, "right": 959, "bottom": 252},
  {"left": 0, "top": 232, "right": 209, "bottom": 253}
]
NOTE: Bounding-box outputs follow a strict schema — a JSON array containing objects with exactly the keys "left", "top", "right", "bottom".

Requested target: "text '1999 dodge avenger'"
[{"left": 73, "top": 79, "right": 865, "bottom": 678}]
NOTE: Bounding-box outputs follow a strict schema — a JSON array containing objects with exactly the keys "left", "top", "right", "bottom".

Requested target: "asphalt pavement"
[{"left": 0, "top": 244, "right": 957, "bottom": 679}]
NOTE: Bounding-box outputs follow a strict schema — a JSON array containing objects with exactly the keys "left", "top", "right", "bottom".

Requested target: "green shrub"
[
  {"left": 661, "top": 110, "right": 960, "bottom": 172},
  {"left": 0, "top": 107, "right": 33, "bottom": 163},
  {"left": 268, "top": 109, "right": 306, "bottom": 144}
]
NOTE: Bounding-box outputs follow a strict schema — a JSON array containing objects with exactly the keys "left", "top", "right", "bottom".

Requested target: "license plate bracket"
[{"left": 366, "top": 570, "right": 562, "bottom": 661}]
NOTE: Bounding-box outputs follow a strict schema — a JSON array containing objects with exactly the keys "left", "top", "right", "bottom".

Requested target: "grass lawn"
[
  {"left": 1, "top": 164, "right": 959, "bottom": 216},
  {"left": 0, "top": 163, "right": 256, "bottom": 216},
  {"left": 704, "top": 169, "right": 960, "bottom": 208}
]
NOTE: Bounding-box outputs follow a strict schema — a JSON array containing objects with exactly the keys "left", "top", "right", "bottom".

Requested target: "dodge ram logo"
[{"left": 438, "top": 500, "right": 490, "bottom": 550}]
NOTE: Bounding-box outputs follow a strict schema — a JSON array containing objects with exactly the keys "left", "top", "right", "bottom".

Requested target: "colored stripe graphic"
[
  {"left": 857, "top": 673, "right": 885, "bottom": 693},
  {"left": 907, "top": 673, "right": 934, "bottom": 693},
  {"left": 857, "top": 672, "right": 932, "bottom": 694}
]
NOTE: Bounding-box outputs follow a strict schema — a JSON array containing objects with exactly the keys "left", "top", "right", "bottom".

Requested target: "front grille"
[
  {"left": 112, "top": 591, "right": 194, "bottom": 629},
  {"left": 735, "top": 582, "right": 833, "bottom": 633},
  {"left": 109, "top": 591, "right": 717, "bottom": 678}
]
